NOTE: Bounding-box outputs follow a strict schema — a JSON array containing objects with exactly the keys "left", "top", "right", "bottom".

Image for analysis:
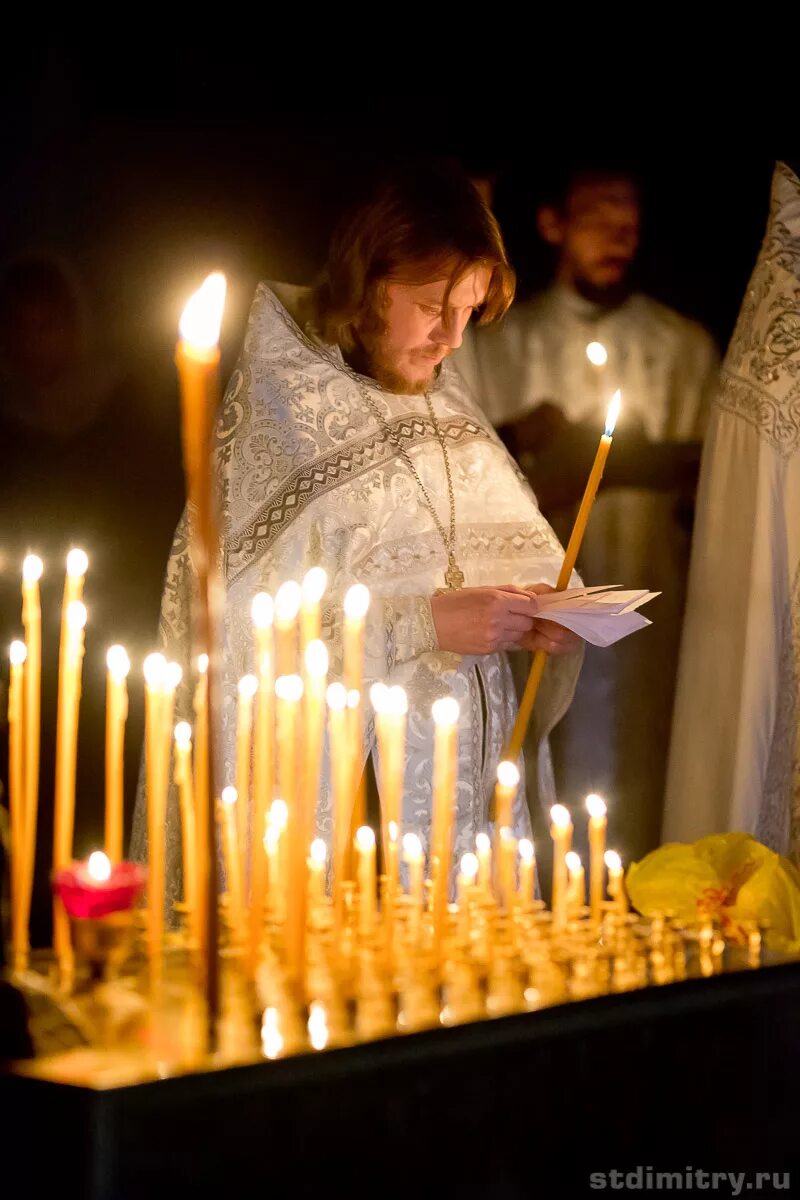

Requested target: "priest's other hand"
[{"left": 431, "top": 585, "right": 541, "bottom": 655}]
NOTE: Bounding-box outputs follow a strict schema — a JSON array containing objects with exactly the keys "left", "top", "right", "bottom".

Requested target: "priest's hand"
[
  {"left": 430, "top": 585, "right": 541, "bottom": 655},
  {"left": 517, "top": 582, "right": 583, "bottom": 656}
]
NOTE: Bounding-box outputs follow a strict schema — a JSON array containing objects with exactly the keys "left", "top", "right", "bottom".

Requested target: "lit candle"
[
  {"left": 250, "top": 594, "right": 274, "bottom": 971},
  {"left": 586, "top": 793, "right": 608, "bottom": 925},
  {"left": 604, "top": 849, "right": 628, "bottom": 916},
  {"left": 403, "top": 832, "right": 425, "bottom": 941},
  {"left": 144, "top": 652, "right": 168, "bottom": 966},
  {"left": 493, "top": 760, "right": 519, "bottom": 877},
  {"left": 53, "top": 592, "right": 87, "bottom": 971},
  {"left": 327, "top": 682, "right": 350, "bottom": 914},
  {"left": 21, "top": 554, "right": 43, "bottom": 945},
  {"left": 269, "top": 797, "right": 290, "bottom": 923},
  {"left": 303, "top": 640, "right": 328, "bottom": 844},
  {"left": 549, "top": 804, "right": 573, "bottom": 932},
  {"left": 300, "top": 567, "right": 327, "bottom": 655},
  {"left": 173, "top": 722, "right": 197, "bottom": 940},
  {"left": 104, "top": 645, "right": 130, "bottom": 863},
  {"left": 498, "top": 827, "right": 518, "bottom": 913},
  {"left": 193, "top": 654, "right": 210, "bottom": 959},
  {"left": 585, "top": 340, "right": 608, "bottom": 367},
  {"left": 308, "top": 837, "right": 327, "bottom": 913},
  {"left": 506, "top": 390, "right": 622, "bottom": 760},
  {"left": 356, "top": 825, "right": 376, "bottom": 938},
  {"left": 475, "top": 832, "right": 492, "bottom": 895},
  {"left": 275, "top": 674, "right": 305, "bottom": 985},
  {"left": 220, "top": 786, "right": 244, "bottom": 942},
  {"left": 566, "top": 850, "right": 585, "bottom": 919},
  {"left": 457, "top": 852, "right": 478, "bottom": 941},
  {"left": 177, "top": 272, "right": 227, "bottom": 1028},
  {"left": 431, "top": 697, "right": 460, "bottom": 937},
  {"left": 518, "top": 838, "right": 536, "bottom": 907},
  {"left": 275, "top": 581, "right": 302, "bottom": 678},
  {"left": 370, "top": 682, "right": 408, "bottom": 899},
  {"left": 8, "top": 641, "right": 27, "bottom": 968},
  {"left": 385, "top": 819, "right": 399, "bottom": 957},
  {"left": 52, "top": 850, "right": 146, "bottom": 920},
  {"left": 235, "top": 673, "right": 258, "bottom": 874},
  {"left": 344, "top": 585, "right": 370, "bottom": 833},
  {"left": 264, "top": 823, "right": 281, "bottom": 921}
]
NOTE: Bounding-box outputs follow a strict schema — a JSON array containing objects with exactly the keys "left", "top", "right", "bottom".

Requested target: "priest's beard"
[{"left": 346, "top": 325, "right": 435, "bottom": 396}]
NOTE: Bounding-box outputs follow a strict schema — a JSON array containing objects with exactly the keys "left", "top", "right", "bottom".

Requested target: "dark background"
[{"left": 0, "top": 47, "right": 792, "bottom": 944}]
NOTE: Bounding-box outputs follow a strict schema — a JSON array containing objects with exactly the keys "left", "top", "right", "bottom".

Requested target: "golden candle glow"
[
  {"left": 327, "top": 681, "right": 351, "bottom": 912},
  {"left": 143, "top": 652, "right": 169, "bottom": 965},
  {"left": 220, "top": 786, "right": 244, "bottom": 941},
  {"left": 179, "top": 272, "right": 226, "bottom": 349},
  {"left": 549, "top": 804, "right": 573, "bottom": 933},
  {"left": 275, "top": 581, "right": 302, "bottom": 677},
  {"left": 276, "top": 673, "right": 306, "bottom": 983},
  {"left": 604, "top": 849, "right": 628, "bottom": 916},
  {"left": 235, "top": 673, "right": 258, "bottom": 874},
  {"left": 518, "top": 838, "right": 536, "bottom": 907},
  {"left": 87, "top": 850, "right": 112, "bottom": 882},
  {"left": 506, "top": 390, "right": 622, "bottom": 761},
  {"left": 476, "top": 831, "right": 492, "bottom": 893},
  {"left": 250, "top": 594, "right": 274, "bottom": 972},
  {"left": 9, "top": 640, "right": 27, "bottom": 967},
  {"left": 585, "top": 340, "right": 608, "bottom": 367},
  {"left": 53, "top": 595, "right": 87, "bottom": 970},
  {"left": 300, "top": 567, "right": 327, "bottom": 651},
  {"left": 565, "top": 850, "right": 585, "bottom": 919},
  {"left": 21, "top": 554, "right": 43, "bottom": 955},
  {"left": 586, "top": 793, "right": 608, "bottom": 925},
  {"left": 431, "top": 697, "right": 460, "bottom": 939},
  {"left": 303, "top": 639, "right": 328, "bottom": 848},
  {"left": 104, "top": 645, "right": 130, "bottom": 863},
  {"left": 308, "top": 838, "right": 327, "bottom": 911},
  {"left": 356, "top": 825, "right": 377, "bottom": 938},
  {"left": 498, "top": 827, "right": 517, "bottom": 912},
  {"left": 370, "top": 681, "right": 408, "bottom": 900},
  {"left": 174, "top": 721, "right": 198, "bottom": 940},
  {"left": 403, "top": 832, "right": 425, "bottom": 940},
  {"left": 457, "top": 851, "right": 479, "bottom": 940},
  {"left": 193, "top": 653, "right": 210, "bottom": 962}
]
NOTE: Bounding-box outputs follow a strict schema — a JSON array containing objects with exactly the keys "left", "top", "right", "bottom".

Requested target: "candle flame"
[
  {"left": 431, "top": 696, "right": 460, "bottom": 727},
  {"left": 275, "top": 581, "right": 302, "bottom": 624},
  {"left": 550, "top": 804, "right": 572, "bottom": 830},
  {"left": 197, "top": 653, "right": 209, "bottom": 675},
  {"left": 387, "top": 685, "right": 408, "bottom": 717},
  {"left": 261, "top": 1006, "right": 284, "bottom": 1060},
  {"left": 369, "top": 682, "right": 389, "bottom": 712},
  {"left": 87, "top": 850, "right": 112, "bottom": 882},
  {"left": 604, "top": 849, "right": 622, "bottom": 873},
  {"left": 475, "top": 832, "right": 491, "bottom": 854},
  {"left": 604, "top": 389, "right": 622, "bottom": 437},
  {"left": 310, "top": 838, "right": 327, "bottom": 865},
  {"left": 106, "top": 645, "right": 131, "bottom": 681},
  {"left": 238, "top": 673, "right": 258, "bottom": 699},
  {"left": 304, "top": 639, "right": 329, "bottom": 679},
  {"left": 307, "top": 1002, "right": 329, "bottom": 1051},
  {"left": 143, "top": 652, "right": 167, "bottom": 689},
  {"left": 164, "top": 662, "right": 183, "bottom": 692},
  {"left": 586, "top": 793, "right": 607, "bottom": 820},
  {"left": 586, "top": 341, "right": 608, "bottom": 367},
  {"left": 275, "top": 674, "right": 304, "bottom": 703},
  {"left": 402, "top": 832, "right": 423, "bottom": 860},
  {"left": 519, "top": 838, "right": 535, "bottom": 862},
  {"left": 221, "top": 786, "right": 238, "bottom": 808},
  {"left": 565, "top": 851, "right": 582, "bottom": 872},
  {"left": 22, "top": 554, "right": 43, "bottom": 583},
  {"left": 251, "top": 592, "right": 274, "bottom": 630},
  {"left": 270, "top": 799, "right": 289, "bottom": 830},
  {"left": 356, "top": 825, "right": 375, "bottom": 851},
  {"left": 344, "top": 583, "right": 370, "bottom": 621},
  {"left": 66, "top": 548, "right": 89, "bottom": 578},
  {"left": 388, "top": 820, "right": 399, "bottom": 842},
  {"left": 301, "top": 567, "right": 328, "bottom": 606},
  {"left": 499, "top": 826, "right": 515, "bottom": 844},
  {"left": 460, "top": 852, "right": 479, "bottom": 880},
  {"left": 264, "top": 824, "right": 280, "bottom": 852},
  {"left": 179, "top": 272, "right": 226, "bottom": 351},
  {"left": 174, "top": 721, "right": 192, "bottom": 748},
  {"left": 9, "top": 640, "right": 27, "bottom": 666},
  {"left": 66, "top": 600, "right": 87, "bottom": 632},
  {"left": 496, "top": 760, "right": 520, "bottom": 789},
  {"left": 346, "top": 688, "right": 360, "bottom": 711},
  {"left": 326, "top": 681, "right": 347, "bottom": 711}
]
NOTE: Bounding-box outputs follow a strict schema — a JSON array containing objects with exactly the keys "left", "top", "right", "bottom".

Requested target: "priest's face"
[
  {"left": 539, "top": 178, "right": 640, "bottom": 301},
  {"left": 357, "top": 264, "right": 491, "bottom": 394}
]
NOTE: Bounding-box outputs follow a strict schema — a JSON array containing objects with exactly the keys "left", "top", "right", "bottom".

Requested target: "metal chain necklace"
[{"left": 356, "top": 380, "right": 466, "bottom": 590}]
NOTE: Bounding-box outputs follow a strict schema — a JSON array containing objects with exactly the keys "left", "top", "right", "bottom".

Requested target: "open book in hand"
[{"left": 532, "top": 585, "right": 660, "bottom": 648}]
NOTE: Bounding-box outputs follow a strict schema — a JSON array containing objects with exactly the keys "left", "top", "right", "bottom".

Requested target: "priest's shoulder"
[
  {"left": 242, "top": 280, "right": 315, "bottom": 352},
  {"left": 633, "top": 294, "right": 718, "bottom": 356}
]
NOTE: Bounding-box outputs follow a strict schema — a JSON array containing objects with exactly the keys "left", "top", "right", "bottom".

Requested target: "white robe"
[
  {"left": 132, "top": 283, "right": 581, "bottom": 904},
  {"left": 454, "top": 286, "right": 718, "bottom": 861},
  {"left": 664, "top": 162, "right": 800, "bottom": 858}
]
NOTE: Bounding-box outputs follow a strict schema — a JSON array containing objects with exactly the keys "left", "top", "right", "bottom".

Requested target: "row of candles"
[{"left": 6, "top": 544, "right": 628, "bottom": 987}]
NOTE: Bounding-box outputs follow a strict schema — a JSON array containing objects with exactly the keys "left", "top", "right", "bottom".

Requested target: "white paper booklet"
[{"left": 533, "top": 585, "right": 660, "bottom": 648}]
